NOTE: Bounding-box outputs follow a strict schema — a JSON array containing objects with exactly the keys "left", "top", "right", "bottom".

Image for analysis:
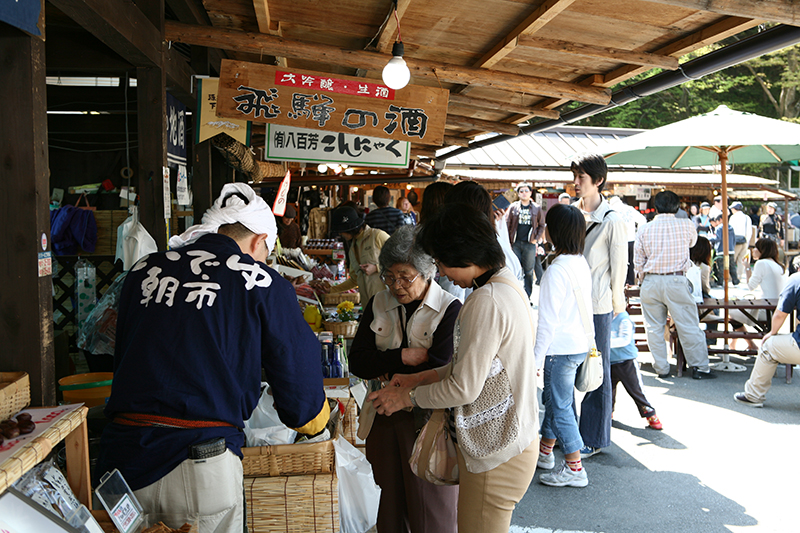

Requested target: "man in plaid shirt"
[{"left": 634, "top": 191, "right": 715, "bottom": 380}]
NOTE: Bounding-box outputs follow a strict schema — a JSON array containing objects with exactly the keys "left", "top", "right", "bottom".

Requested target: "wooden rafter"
[
  {"left": 376, "top": 0, "right": 412, "bottom": 53},
  {"left": 473, "top": 0, "right": 578, "bottom": 69},
  {"left": 253, "top": 0, "right": 278, "bottom": 33},
  {"left": 165, "top": 21, "right": 612, "bottom": 104},
  {"left": 448, "top": 93, "right": 560, "bottom": 119},
  {"left": 442, "top": 135, "right": 472, "bottom": 147},
  {"left": 602, "top": 16, "right": 761, "bottom": 86},
  {"left": 517, "top": 35, "right": 680, "bottom": 70},
  {"left": 446, "top": 115, "right": 521, "bottom": 136},
  {"left": 648, "top": 0, "right": 800, "bottom": 25}
]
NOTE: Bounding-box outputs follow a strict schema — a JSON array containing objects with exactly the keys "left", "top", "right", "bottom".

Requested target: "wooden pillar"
[
  {"left": 136, "top": 0, "right": 167, "bottom": 249},
  {"left": 0, "top": 22, "right": 56, "bottom": 405},
  {"left": 191, "top": 46, "right": 213, "bottom": 217}
]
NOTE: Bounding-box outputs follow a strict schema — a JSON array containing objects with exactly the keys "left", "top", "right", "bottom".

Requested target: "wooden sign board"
[{"left": 217, "top": 59, "right": 448, "bottom": 146}]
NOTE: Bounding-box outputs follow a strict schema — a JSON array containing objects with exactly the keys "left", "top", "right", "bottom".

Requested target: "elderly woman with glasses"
[{"left": 349, "top": 225, "right": 461, "bottom": 533}]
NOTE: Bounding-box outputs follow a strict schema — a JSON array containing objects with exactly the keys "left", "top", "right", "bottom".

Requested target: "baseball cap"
[
  {"left": 730, "top": 201, "right": 743, "bottom": 210},
  {"left": 700, "top": 201, "right": 710, "bottom": 208}
]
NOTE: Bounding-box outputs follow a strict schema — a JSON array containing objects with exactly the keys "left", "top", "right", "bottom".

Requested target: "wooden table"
[{"left": 674, "top": 298, "right": 793, "bottom": 382}]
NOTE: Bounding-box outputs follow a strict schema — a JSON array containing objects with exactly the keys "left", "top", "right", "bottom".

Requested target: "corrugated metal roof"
[{"left": 442, "top": 126, "right": 645, "bottom": 168}]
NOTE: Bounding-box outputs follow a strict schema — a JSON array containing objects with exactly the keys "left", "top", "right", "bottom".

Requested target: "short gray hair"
[{"left": 378, "top": 225, "right": 436, "bottom": 280}]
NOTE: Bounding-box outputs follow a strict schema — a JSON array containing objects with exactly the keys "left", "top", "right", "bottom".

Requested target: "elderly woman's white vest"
[{"left": 370, "top": 281, "right": 457, "bottom": 351}]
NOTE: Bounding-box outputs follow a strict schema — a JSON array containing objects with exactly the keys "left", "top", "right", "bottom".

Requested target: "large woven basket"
[
  {"left": 0, "top": 372, "right": 30, "bottom": 421},
  {"left": 322, "top": 321, "right": 358, "bottom": 337},
  {"left": 341, "top": 398, "right": 357, "bottom": 446},
  {"left": 242, "top": 428, "right": 337, "bottom": 477},
  {"left": 322, "top": 292, "right": 361, "bottom": 306},
  {"left": 245, "top": 473, "right": 338, "bottom": 533}
]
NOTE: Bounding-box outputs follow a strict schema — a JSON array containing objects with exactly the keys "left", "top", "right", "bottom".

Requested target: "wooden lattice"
[{"left": 52, "top": 255, "right": 123, "bottom": 336}]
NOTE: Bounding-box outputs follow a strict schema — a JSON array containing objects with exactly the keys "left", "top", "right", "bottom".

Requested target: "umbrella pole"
[{"left": 713, "top": 150, "right": 746, "bottom": 372}]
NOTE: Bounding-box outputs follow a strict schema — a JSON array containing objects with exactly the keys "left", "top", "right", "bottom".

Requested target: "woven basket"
[
  {"left": 322, "top": 321, "right": 358, "bottom": 337},
  {"left": 341, "top": 398, "right": 357, "bottom": 446},
  {"left": 242, "top": 430, "right": 337, "bottom": 477},
  {"left": 0, "top": 372, "right": 30, "bottom": 421},
  {"left": 245, "top": 473, "right": 338, "bottom": 533},
  {"left": 322, "top": 292, "right": 361, "bottom": 306}
]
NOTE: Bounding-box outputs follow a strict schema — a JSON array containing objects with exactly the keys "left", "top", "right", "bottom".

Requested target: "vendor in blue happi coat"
[{"left": 96, "top": 183, "right": 329, "bottom": 533}]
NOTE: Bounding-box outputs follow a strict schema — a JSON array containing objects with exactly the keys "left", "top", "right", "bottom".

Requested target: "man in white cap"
[
  {"left": 97, "top": 183, "right": 330, "bottom": 533},
  {"left": 729, "top": 201, "right": 752, "bottom": 283}
]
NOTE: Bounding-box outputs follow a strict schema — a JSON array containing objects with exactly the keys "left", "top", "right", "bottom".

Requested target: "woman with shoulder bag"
[
  {"left": 349, "top": 225, "right": 461, "bottom": 533},
  {"left": 369, "top": 204, "right": 539, "bottom": 533},
  {"left": 535, "top": 204, "right": 594, "bottom": 488}
]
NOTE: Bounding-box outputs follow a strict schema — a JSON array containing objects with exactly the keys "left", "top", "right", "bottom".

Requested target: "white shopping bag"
[{"left": 334, "top": 436, "right": 381, "bottom": 533}]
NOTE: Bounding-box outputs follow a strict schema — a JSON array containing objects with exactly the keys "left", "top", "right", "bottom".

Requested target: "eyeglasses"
[{"left": 381, "top": 271, "right": 421, "bottom": 288}]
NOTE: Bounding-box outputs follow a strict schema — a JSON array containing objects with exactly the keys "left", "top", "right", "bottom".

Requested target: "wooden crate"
[
  {"left": 0, "top": 372, "right": 30, "bottom": 420},
  {"left": 245, "top": 474, "right": 338, "bottom": 533}
]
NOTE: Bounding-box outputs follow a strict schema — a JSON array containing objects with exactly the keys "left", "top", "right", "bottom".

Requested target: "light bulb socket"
[{"left": 391, "top": 41, "right": 404, "bottom": 57}]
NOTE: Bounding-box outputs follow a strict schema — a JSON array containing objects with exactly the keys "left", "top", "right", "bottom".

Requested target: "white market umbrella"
[{"left": 598, "top": 105, "right": 800, "bottom": 370}]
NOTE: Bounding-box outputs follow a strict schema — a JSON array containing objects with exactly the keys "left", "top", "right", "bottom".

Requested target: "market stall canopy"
[{"left": 158, "top": 0, "right": 800, "bottom": 155}]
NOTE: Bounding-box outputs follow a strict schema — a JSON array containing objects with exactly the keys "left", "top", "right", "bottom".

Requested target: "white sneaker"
[
  {"left": 539, "top": 460, "right": 588, "bottom": 487},
  {"left": 537, "top": 452, "right": 555, "bottom": 470}
]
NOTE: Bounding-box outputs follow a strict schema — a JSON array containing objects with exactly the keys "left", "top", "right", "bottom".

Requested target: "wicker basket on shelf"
[
  {"left": 322, "top": 320, "right": 358, "bottom": 337},
  {"left": 0, "top": 372, "right": 30, "bottom": 421},
  {"left": 322, "top": 292, "right": 361, "bottom": 306}
]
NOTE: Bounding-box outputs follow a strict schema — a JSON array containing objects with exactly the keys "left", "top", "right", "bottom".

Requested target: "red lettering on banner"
[{"left": 275, "top": 71, "right": 395, "bottom": 100}]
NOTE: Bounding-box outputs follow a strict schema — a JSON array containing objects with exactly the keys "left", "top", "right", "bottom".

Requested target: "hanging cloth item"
[{"left": 116, "top": 207, "right": 158, "bottom": 270}]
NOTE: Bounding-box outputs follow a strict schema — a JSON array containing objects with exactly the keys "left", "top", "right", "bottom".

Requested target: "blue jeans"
[
  {"left": 541, "top": 353, "right": 586, "bottom": 455},
  {"left": 579, "top": 312, "right": 613, "bottom": 449},
  {"left": 511, "top": 240, "right": 541, "bottom": 296}
]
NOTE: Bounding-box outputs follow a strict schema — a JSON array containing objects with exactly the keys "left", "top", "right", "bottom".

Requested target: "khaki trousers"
[
  {"left": 134, "top": 449, "right": 243, "bottom": 533},
  {"left": 734, "top": 242, "right": 748, "bottom": 282},
  {"left": 744, "top": 334, "right": 800, "bottom": 402},
  {"left": 456, "top": 440, "right": 538, "bottom": 533}
]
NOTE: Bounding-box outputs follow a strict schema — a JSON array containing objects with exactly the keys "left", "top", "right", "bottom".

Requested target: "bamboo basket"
[
  {"left": 322, "top": 321, "right": 358, "bottom": 337},
  {"left": 0, "top": 372, "right": 30, "bottom": 421},
  {"left": 0, "top": 406, "right": 88, "bottom": 495},
  {"left": 242, "top": 434, "right": 336, "bottom": 478},
  {"left": 341, "top": 398, "right": 357, "bottom": 446},
  {"left": 245, "top": 474, "right": 339, "bottom": 533},
  {"left": 322, "top": 292, "right": 360, "bottom": 306}
]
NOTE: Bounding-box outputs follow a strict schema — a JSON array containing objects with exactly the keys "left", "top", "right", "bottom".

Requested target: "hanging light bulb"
[
  {"left": 317, "top": 164, "right": 329, "bottom": 174},
  {"left": 345, "top": 167, "right": 355, "bottom": 176},
  {"left": 382, "top": 41, "right": 410, "bottom": 90}
]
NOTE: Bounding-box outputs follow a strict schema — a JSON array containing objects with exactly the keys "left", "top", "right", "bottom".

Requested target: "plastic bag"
[
  {"left": 575, "top": 347, "right": 604, "bottom": 392},
  {"left": 77, "top": 271, "right": 127, "bottom": 355},
  {"left": 244, "top": 386, "right": 297, "bottom": 446},
  {"left": 75, "top": 258, "right": 97, "bottom": 328},
  {"left": 334, "top": 436, "right": 381, "bottom": 533}
]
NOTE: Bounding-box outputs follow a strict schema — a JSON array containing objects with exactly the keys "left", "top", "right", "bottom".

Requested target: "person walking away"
[
  {"left": 729, "top": 201, "right": 752, "bottom": 284},
  {"left": 634, "top": 190, "right": 716, "bottom": 380},
  {"left": 506, "top": 182, "right": 546, "bottom": 296},
  {"left": 709, "top": 214, "right": 740, "bottom": 287},
  {"left": 734, "top": 272, "right": 800, "bottom": 407},
  {"left": 570, "top": 154, "right": 628, "bottom": 459},
  {"left": 96, "top": 183, "right": 330, "bottom": 533},
  {"left": 366, "top": 185, "right": 408, "bottom": 235},
  {"left": 609, "top": 307, "right": 663, "bottom": 430},
  {"left": 326, "top": 205, "right": 390, "bottom": 303},
  {"left": 369, "top": 204, "right": 540, "bottom": 533},
  {"left": 535, "top": 204, "right": 593, "bottom": 488}
]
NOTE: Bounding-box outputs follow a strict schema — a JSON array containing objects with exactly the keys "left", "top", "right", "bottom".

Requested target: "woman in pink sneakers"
[{"left": 536, "top": 204, "right": 593, "bottom": 488}]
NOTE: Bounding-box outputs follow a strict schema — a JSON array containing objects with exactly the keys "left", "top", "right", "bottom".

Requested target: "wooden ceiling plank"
[
  {"left": 50, "top": 0, "right": 162, "bottom": 67},
  {"left": 646, "top": 0, "right": 800, "bottom": 25},
  {"left": 166, "top": 45, "right": 196, "bottom": 107},
  {"left": 376, "top": 0, "right": 413, "bottom": 53},
  {"left": 253, "top": 0, "right": 279, "bottom": 33},
  {"left": 448, "top": 93, "right": 560, "bottom": 119},
  {"left": 165, "top": 21, "right": 612, "bottom": 104},
  {"left": 517, "top": 35, "right": 680, "bottom": 70},
  {"left": 446, "top": 115, "right": 520, "bottom": 136},
  {"left": 602, "top": 16, "right": 761, "bottom": 86},
  {"left": 474, "top": 0, "right": 579, "bottom": 69}
]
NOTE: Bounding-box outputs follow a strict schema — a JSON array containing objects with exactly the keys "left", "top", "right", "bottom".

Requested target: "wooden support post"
[
  {"left": 65, "top": 415, "right": 91, "bottom": 509},
  {"left": 0, "top": 23, "right": 56, "bottom": 405},
  {"left": 191, "top": 46, "right": 214, "bottom": 218}
]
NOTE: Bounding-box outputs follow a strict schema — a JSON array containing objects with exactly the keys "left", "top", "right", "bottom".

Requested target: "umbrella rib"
[
  {"left": 762, "top": 145, "right": 782, "bottom": 161},
  {"left": 670, "top": 146, "right": 691, "bottom": 168}
]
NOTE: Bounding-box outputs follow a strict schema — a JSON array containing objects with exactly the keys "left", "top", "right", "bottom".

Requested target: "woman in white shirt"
[
  {"left": 535, "top": 204, "right": 594, "bottom": 488},
  {"left": 731, "top": 238, "right": 785, "bottom": 350}
]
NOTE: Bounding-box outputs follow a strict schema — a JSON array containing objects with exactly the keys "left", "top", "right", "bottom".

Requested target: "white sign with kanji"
[{"left": 266, "top": 124, "right": 410, "bottom": 168}]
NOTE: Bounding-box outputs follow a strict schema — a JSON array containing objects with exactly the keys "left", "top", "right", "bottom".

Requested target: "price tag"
[{"left": 111, "top": 494, "right": 141, "bottom": 533}]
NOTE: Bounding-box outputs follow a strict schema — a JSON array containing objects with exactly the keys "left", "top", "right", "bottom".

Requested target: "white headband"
[{"left": 168, "top": 183, "right": 277, "bottom": 252}]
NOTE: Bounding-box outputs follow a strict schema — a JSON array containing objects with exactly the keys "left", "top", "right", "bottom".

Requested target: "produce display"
[
  {"left": 0, "top": 412, "right": 35, "bottom": 443},
  {"left": 142, "top": 522, "right": 195, "bottom": 533}
]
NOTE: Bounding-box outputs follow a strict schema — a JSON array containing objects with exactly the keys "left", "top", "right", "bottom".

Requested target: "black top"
[
  {"left": 349, "top": 295, "right": 462, "bottom": 380},
  {"left": 473, "top": 267, "right": 501, "bottom": 289}
]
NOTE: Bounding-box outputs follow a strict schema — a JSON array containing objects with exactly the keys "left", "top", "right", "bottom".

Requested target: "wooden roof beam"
[
  {"left": 446, "top": 115, "right": 520, "bottom": 136},
  {"left": 253, "top": 0, "right": 279, "bottom": 33},
  {"left": 517, "top": 35, "right": 680, "bottom": 70},
  {"left": 442, "top": 135, "right": 473, "bottom": 147},
  {"left": 603, "top": 16, "right": 761, "bottom": 86},
  {"left": 474, "top": 0, "right": 579, "bottom": 69},
  {"left": 165, "top": 21, "right": 612, "bottom": 104},
  {"left": 448, "top": 93, "right": 561, "bottom": 119},
  {"left": 50, "top": 0, "right": 162, "bottom": 67},
  {"left": 376, "top": 0, "right": 413, "bottom": 53},
  {"left": 647, "top": 0, "right": 800, "bottom": 25}
]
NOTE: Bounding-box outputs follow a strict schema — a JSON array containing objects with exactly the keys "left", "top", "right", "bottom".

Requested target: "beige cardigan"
[{"left": 414, "top": 267, "right": 539, "bottom": 473}]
